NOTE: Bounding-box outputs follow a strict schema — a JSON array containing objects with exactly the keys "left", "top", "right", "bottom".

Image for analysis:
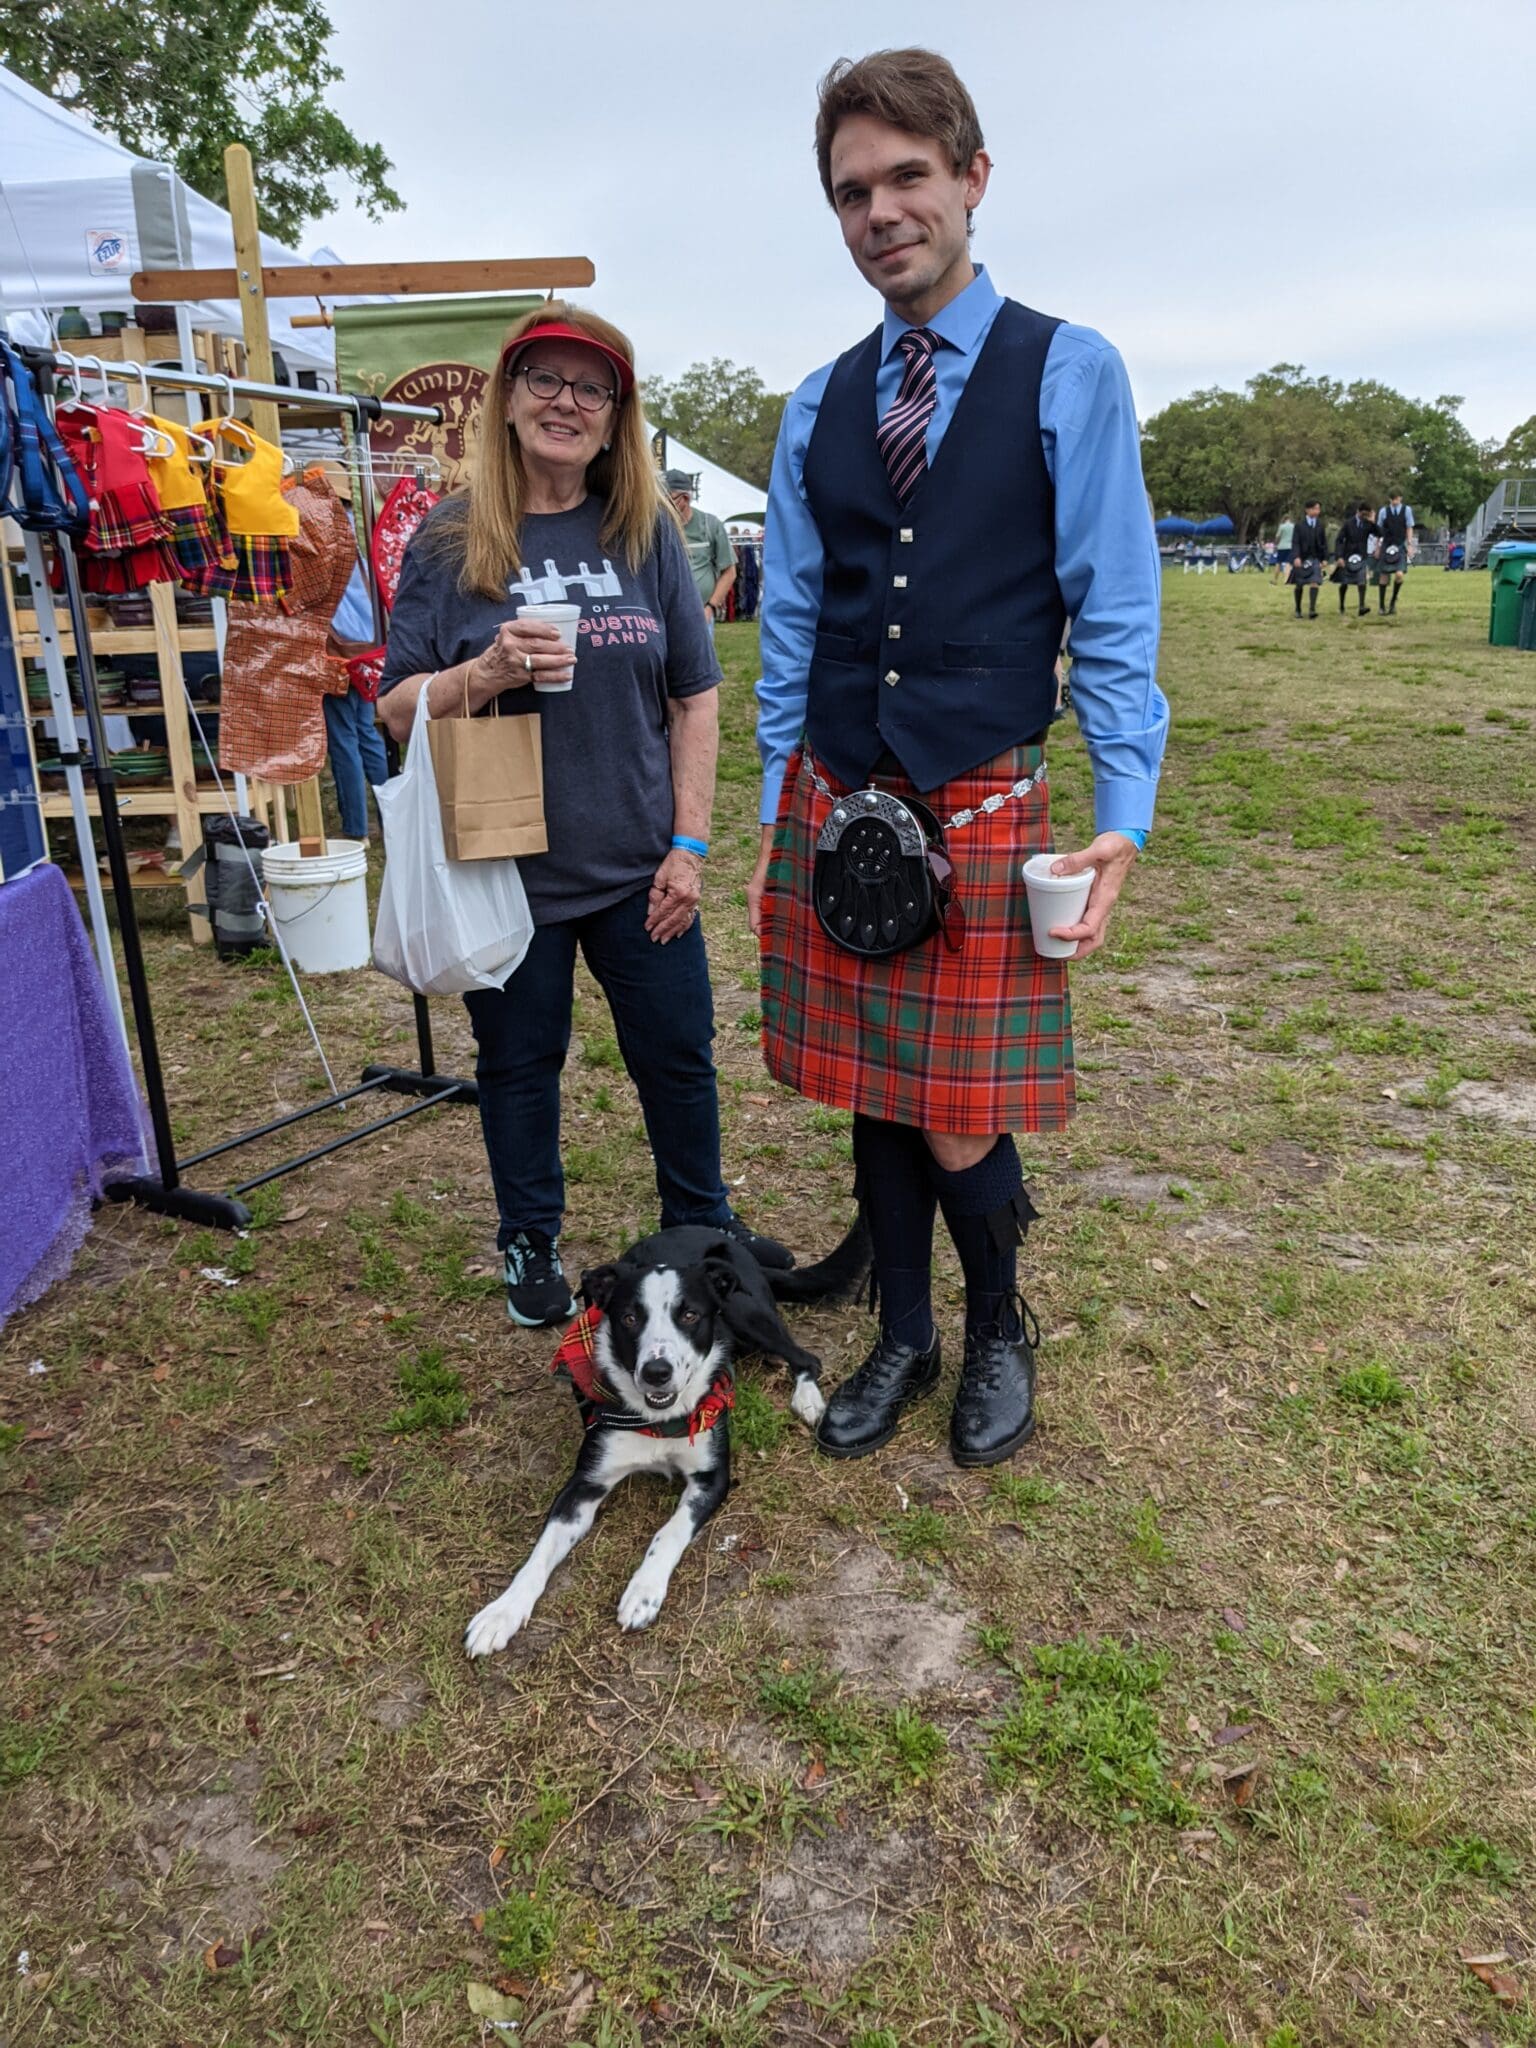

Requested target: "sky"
[{"left": 312, "top": 0, "right": 1534, "bottom": 444}]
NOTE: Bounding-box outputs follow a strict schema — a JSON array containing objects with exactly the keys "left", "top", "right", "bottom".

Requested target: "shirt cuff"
[
  {"left": 1110, "top": 826, "right": 1147, "bottom": 850},
  {"left": 759, "top": 764, "right": 787, "bottom": 829},
  {"left": 1092, "top": 776, "right": 1159, "bottom": 840}
]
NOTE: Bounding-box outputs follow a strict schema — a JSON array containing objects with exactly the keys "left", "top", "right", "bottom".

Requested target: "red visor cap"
[{"left": 501, "top": 321, "right": 634, "bottom": 398}]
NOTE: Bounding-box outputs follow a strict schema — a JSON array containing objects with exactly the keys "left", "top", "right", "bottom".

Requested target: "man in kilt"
[
  {"left": 1290, "top": 500, "right": 1328, "bottom": 618},
  {"left": 1334, "top": 501, "right": 1377, "bottom": 617},
  {"left": 748, "top": 49, "right": 1168, "bottom": 1466},
  {"left": 1374, "top": 491, "right": 1414, "bottom": 612}
]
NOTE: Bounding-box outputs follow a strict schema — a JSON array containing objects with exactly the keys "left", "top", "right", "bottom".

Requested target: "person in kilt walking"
[{"left": 748, "top": 48, "right": 1169, "bottom": 1466}]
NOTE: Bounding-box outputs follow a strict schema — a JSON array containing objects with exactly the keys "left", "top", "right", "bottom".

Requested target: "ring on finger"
[{"left": 523, "top": 654, "right": 533, "bottom": 674}]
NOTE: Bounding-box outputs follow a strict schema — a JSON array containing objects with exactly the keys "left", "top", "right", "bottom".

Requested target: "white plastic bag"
[{"left": 373, "top": 685, "right": 534, "bottom": 995}]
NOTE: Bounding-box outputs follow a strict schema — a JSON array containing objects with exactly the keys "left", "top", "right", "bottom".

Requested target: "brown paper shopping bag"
[{"left": 426, "top": 681, "right": 547, "bottom": 860}]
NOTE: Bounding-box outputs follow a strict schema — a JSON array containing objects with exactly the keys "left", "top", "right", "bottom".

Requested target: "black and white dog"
[{"left": 464, "top": 1218, "right": 867, "bottom": 1656}]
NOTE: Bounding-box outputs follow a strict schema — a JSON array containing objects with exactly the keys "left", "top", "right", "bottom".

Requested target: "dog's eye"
[
  {"left": 678, "top": 1308, "right": 699, "bottom": 1326},
  {"left": 620, "top": 1311, "right": 639, "bottom": 1329}
]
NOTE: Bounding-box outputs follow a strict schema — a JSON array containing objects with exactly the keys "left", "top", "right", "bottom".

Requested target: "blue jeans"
[
  {"left": 463, "top": 885, "right": 731, "bottom": 1248},
  {"left": 323, "top": 687, "right": 388, "bottom": 839}
]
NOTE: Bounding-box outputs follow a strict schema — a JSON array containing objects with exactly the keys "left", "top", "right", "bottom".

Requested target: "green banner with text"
[{"left": 333, "top": 295, "right": 541, "bottom": 493}]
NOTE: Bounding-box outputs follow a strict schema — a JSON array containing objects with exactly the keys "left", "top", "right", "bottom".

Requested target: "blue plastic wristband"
[{"left": 671, "top": 834, "right": 709, "bottom": 858}]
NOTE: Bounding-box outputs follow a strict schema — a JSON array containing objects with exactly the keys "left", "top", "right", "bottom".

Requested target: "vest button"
[
  {"left": 887, "top": 624, "right": 901, "bottom": 639},
  {"left": 893, "top": 574, "right": 907, "bottom": 588},
  {"left": 884, "top": 670, "right": 900, "bottom": 686},
  {"left": 899, "top": 527, "right": 914, "bottom": 543}
]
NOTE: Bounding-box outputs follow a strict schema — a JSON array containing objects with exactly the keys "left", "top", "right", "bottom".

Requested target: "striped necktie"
[{"left": 876, "top": 327, "right": 940, "bottom": 504}]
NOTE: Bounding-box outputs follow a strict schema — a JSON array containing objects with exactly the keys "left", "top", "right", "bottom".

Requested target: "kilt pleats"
[{"left": 759, "top": 744, "right": 1076, "bottom": 1135}]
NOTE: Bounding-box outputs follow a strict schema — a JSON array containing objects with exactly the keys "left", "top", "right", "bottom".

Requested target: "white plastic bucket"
[{"left": 261, "top": 838, "right": 371, "bottom": 973}]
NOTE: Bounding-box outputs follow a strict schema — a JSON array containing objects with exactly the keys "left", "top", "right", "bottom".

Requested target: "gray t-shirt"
[
  {"left": 681, "top": 505, "right": 736, "bottom": 604},
  {"left": 380, "top": 497, "right": 719, "bottom": 924}
]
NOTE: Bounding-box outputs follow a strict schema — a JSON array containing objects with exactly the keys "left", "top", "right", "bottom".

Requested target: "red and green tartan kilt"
[{"left": 759, "top": 743, "right": 1075, "bottom": 1135}]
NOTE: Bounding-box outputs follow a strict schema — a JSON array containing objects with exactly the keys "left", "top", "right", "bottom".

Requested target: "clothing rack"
[{"left": 14, "top": 345, "right": 478, "bottom": 1232}]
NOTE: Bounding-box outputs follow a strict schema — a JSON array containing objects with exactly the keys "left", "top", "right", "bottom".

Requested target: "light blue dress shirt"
[{"left": 756, "top": 265, "right": 1168, "bottom": 845}]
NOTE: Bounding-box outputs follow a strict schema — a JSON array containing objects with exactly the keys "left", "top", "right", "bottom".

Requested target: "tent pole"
[{"left": 18, "top": 531, "right": 129, "bottom": 1051}]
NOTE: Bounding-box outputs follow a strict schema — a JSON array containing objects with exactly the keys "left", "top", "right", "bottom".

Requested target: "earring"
[{"left": 602, "top": 441, "right": 611, "bottom": 451}]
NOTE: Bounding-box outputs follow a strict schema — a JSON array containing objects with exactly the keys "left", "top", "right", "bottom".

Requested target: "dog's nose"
[{"left": 639, "top": 1357, "right": 673, "bottom": 1389}]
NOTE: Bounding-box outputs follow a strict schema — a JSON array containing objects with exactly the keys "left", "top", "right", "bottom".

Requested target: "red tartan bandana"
[{"left": 550, "top": 1304, "right": 734, "bottom": 1440}]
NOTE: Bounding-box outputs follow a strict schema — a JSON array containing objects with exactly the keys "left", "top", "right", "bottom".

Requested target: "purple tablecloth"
[{"left": 0, "top": 863, "right": 146, "bottom": 1329}]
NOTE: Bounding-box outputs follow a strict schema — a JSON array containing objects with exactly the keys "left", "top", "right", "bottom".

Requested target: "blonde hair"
[{"left": 447, "top": 301, "right": 664, "bottom": 600}]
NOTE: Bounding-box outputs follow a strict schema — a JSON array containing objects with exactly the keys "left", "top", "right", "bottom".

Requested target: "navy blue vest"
[
  {"left": 1380, "top": 505, "right": 1409, "bottom": 547},
  {"left": 801, "top": 298, "right": 1065, "bottom": 794}
]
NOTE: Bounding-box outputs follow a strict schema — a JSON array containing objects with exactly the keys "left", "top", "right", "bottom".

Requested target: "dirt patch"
[
  {"left": 760, "top": 1541, "right": 979, "bottom": 1699},
  {"left": 1451, "top": 1080, "right": 1536, "bottom": 1132},
  {"left": 137, "top": 1755, "right": 284, "bottom": 1945},
  {"left": 1073, "top": 1166, "right": 1177, "bottom": 1207},
  {"left": 1123, "top": 963, "right": 1226, "bottom": 1015},
  {"left": 759, "top": 1824, "right": 924, "bottom": 1977},
  {"left": 368, "top": 1670, "right": 430, "bottom": 1730}
]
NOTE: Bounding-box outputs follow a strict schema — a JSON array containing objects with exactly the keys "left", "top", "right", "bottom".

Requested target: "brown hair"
[
  {"left": 438, "top": 300, "right": 666, "bottom": 601},
  {"left": 814, "top": 49, "right": 984, "bottom": 207}
]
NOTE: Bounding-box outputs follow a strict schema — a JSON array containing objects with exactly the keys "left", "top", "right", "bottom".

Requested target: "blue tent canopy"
[{"left": 1156, "top": 514, "right": 1234, "bottom": 537}]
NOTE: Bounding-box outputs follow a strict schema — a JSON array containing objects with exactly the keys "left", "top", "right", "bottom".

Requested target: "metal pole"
[
  {"left": 351, "top": 416, "right": 438, "bottom": 1079},
  {"left": 18, "top": 532, "right": 129, "bottom": 1050},
  {"left": 31, "top": 348, "right": 440, "bottom": 423},
  {"left": 54, "top": 533, "right": 180, "bottom": 1188}
]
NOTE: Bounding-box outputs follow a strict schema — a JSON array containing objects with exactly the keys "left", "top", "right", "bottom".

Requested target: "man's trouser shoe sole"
[
  {"left": 951, "top": 1411, "right": 1037, "bottom": 1469},
  {"left": 813, "top": 1359, "right": 942, "bottom": 1460}
]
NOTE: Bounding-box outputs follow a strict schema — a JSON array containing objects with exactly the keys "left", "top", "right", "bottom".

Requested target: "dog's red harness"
[{"left": 550, "top": 1305, "right": 734, "bottom": 1441}]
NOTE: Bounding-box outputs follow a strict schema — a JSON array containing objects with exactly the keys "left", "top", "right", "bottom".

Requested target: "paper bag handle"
[{"left": 463, "top": 663, "right": 498, "bottom": 721}]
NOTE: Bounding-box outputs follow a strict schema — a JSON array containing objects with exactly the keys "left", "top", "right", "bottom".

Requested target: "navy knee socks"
[
  {"left": 852, "top": 1115, "right": 937, "bottom": 1350},
  {"left": 926, "top": 1135, "right": 1037, "bottom": 1335}
]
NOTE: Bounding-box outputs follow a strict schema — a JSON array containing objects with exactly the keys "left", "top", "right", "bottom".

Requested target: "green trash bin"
[
  {"left": 1488, "top": 541, "right": 1536, "bottom": 645},
  {"left": 1519, "top": 564, "right": 1536, "bottom": 652}
]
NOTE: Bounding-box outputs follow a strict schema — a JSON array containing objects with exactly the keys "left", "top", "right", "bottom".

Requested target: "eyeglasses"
[{"left": 513, "top": 364, "right": 617, "bottom": 413}]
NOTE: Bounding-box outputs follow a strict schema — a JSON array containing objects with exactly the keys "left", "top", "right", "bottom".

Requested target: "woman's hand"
[
  {"left": 646, "top": 848, "right": 705, "bottom": 945},
  {"left": 465, "top": 616, "right": 572, "bottom": 707}
]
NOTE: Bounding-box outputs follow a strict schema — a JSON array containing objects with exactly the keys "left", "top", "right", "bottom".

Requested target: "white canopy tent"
[
  {"left": 0, "top": 63, "right": 334, "bottom": 375},
  {"left": 648, "top": 424, "right": 765, "bottom": 524}
]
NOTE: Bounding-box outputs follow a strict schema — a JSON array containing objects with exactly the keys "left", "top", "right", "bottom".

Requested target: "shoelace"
[
  {"left": 963, "top": 1292, "right": 1041, "bottom": 1391},
  {"left": 846, "top": 1332, "right": 934, "bottom": 1395},
  {"left": 507, "top": 1233, "right": 560, "bottom": 1283}
]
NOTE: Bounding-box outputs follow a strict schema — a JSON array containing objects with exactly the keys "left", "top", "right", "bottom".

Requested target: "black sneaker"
[
  {"left": 503, "top": 1230, "right": 577, "bottom": 1329},
  {"left": 715, "top": 1210, "right": 795, "bottom": 1271}
]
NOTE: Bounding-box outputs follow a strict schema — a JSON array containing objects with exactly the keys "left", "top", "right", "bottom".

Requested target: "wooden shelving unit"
[{"left": 3, "top": 563, "right": 274, "bottom": 942}]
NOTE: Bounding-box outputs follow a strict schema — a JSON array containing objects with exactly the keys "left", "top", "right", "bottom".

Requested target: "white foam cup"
[
  {"left": 520, "top": 603, "right": 580, "bottom": 691},
  {"left": 1022, "top": 853, "right": 1096, "bottom": 958}
]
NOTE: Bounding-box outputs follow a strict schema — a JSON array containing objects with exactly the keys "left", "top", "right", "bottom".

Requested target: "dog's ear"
[
  {"left": 700, "top": 1247, "right": 739, "bottom": 1306},
  {"left": 581, "top": 1263, "right": 621, "bottom": 1311}
]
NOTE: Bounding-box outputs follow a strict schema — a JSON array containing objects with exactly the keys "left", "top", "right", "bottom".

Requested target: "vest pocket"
[
  {"left": 813, "top": 632, "right": 861, "bottom": 664},
  {"left": 942, "top": 642, "right": 1032, "bottom": 671}
]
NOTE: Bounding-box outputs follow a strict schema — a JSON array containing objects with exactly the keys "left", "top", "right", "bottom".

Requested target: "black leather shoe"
[
  {"left": 815, "top": 1331, "right": 942, "bottom": 1459},
  {"left": 950, "top": 1298, "right": 1039, "bottom": 1467}
]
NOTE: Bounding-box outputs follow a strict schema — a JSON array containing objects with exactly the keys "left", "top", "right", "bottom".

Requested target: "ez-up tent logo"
[{"left": 86, "top": 230, "right": 129, "bottom": 273}]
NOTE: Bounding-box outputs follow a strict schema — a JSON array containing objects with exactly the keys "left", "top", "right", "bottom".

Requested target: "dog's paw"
[
  {"left": 791, "top": 1377, "right": 827, "bottom": 1429},
  {"left": 617, "top": 1567, "right": 668, "bottom": 1633},
  {"left": 464, "top": 1589, "right": 535, "bottom": 1658}
]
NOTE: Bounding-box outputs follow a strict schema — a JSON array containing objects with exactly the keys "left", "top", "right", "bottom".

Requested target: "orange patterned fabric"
[{"left": 218, "top": 472, "right": 360, "bottom": 782}]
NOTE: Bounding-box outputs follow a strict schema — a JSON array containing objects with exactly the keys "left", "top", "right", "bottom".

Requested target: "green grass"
[
  {"left": 387, "top": 1346, "right": 470, "bottom": 1433},
  {"left": 987, "top": 1636, "right": 1196, "bottom": 1826},
  {"left": 5, "top": 575, "right": 1536, "bottom": 2046}
]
